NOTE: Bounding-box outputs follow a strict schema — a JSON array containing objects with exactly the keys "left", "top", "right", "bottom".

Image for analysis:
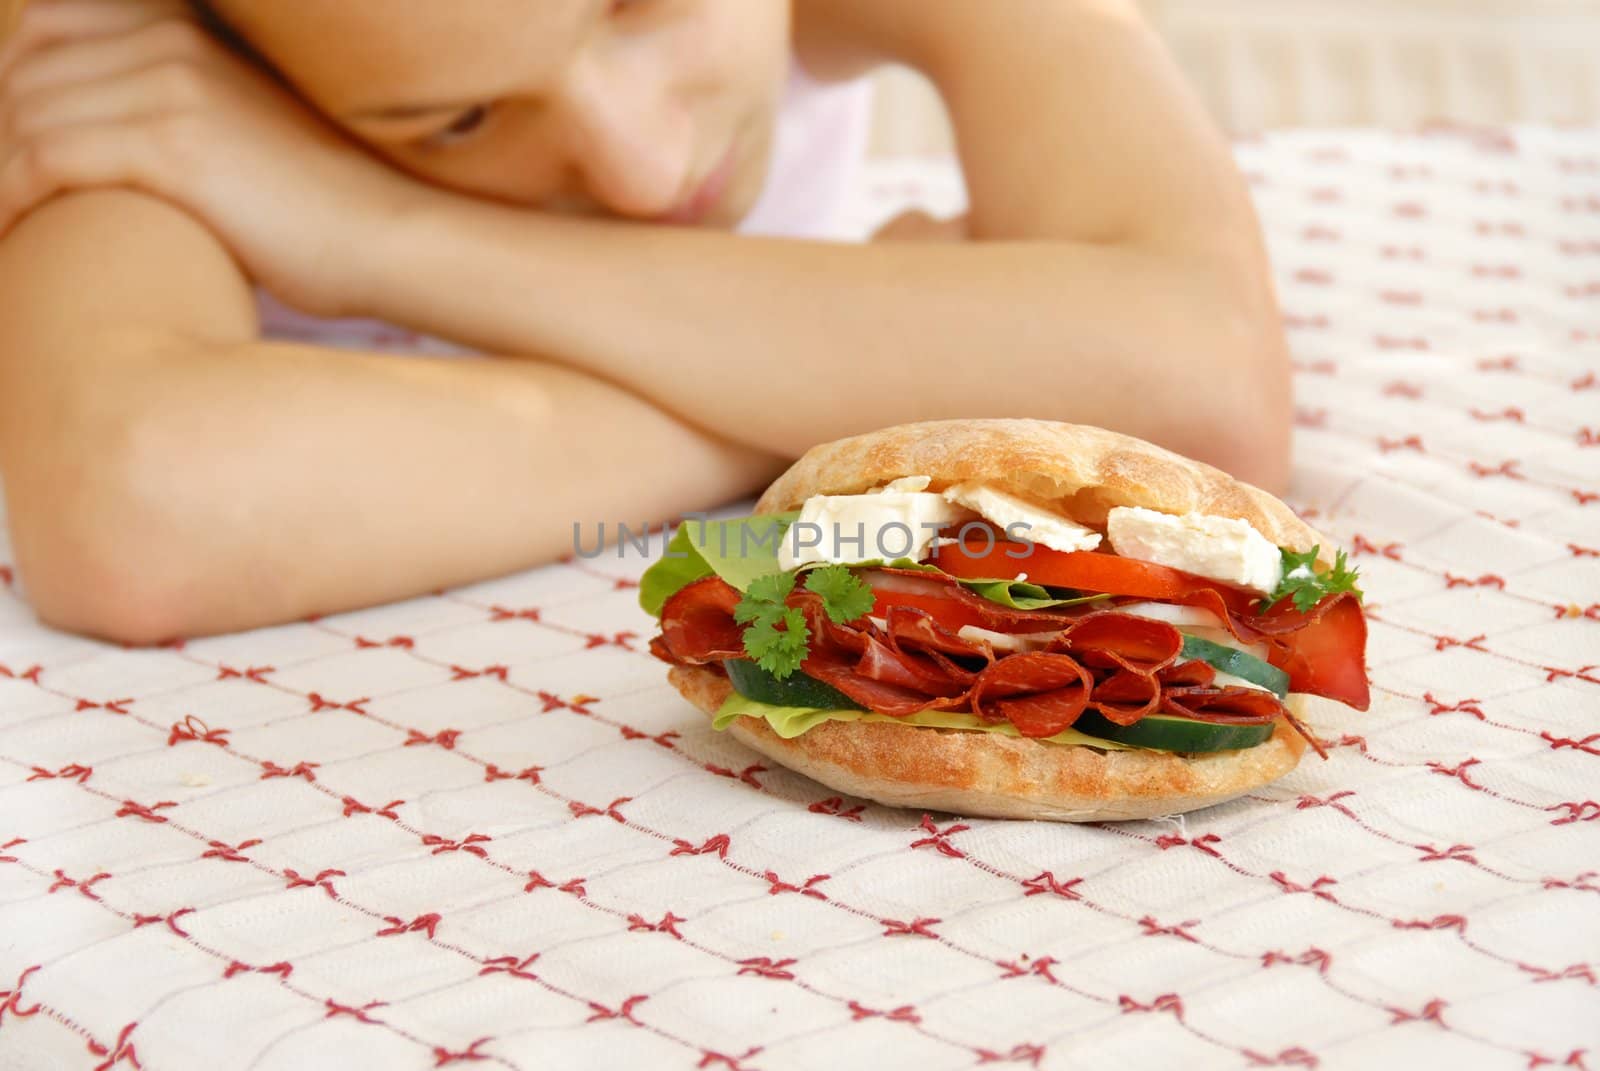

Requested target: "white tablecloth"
[{"left": 2, "top": 125, "right": 1598, "bottom": 1070}]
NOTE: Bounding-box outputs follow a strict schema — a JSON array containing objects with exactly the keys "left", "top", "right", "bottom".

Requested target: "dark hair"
[{"left": 186, "top": 0, "right": 282, "bottom": 82}]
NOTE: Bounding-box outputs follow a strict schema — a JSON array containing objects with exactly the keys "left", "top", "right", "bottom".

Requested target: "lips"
[{"left": 662, "top": 141, "right": 737, "bottom": 225}]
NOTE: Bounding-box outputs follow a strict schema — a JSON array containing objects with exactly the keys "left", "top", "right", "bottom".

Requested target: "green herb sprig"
[
  {"left": 1260, "top": 545, "right": 1363, "bottom": 614},
  {"left": 733, "top": 565, "right": 875, "bottom": 678}
]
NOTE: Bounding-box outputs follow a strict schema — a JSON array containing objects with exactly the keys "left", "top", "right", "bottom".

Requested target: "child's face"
[{"left": 219, "top": 0, "right": 792, "bottom": 227}]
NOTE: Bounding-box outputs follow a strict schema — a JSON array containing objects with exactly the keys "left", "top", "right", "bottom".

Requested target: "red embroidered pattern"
[{"left": 1, "top": 128, "right": 1594, "bottom": 1069}]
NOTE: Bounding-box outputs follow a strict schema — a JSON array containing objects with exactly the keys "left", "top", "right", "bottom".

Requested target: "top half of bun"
[{"left": 753, "top": 418, "right": 1332, "bottom": 567}]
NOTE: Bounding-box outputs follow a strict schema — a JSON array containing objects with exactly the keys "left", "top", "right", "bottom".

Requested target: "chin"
[{"left": 715, "top": 119, "right": 776, "bottom": 229}]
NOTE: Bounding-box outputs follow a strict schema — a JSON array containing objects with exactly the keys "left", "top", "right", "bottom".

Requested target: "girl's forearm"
[
  {"left": 37, "top": 334, "right": 785, "bottom": 644},
  {"left": 361, "top": 199, "right": 1288, "bottom": 486}
]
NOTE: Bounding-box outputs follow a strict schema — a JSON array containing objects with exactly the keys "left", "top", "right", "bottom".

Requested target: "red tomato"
[
  {"left": 932, "top": 538, "right": 1255, "bottom": 611},
  {"left": 865, "top": 586, "right": 994, "bottom": 632}
]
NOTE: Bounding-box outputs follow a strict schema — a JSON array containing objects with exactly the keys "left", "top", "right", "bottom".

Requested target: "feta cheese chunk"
[
  {"left": 1106, "top": 506, "right": 1283, "bottom": 594},
  {"left": 941, "top": 482, "right": 1102, "bottom": 553},
  {"left": 778, "top": 491, "right": 974, "bottom": 570}
]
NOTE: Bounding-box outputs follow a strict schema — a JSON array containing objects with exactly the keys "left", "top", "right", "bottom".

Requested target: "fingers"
[
  {"left": 0, "top": 17, "right": 221, "bottom": 225},
  {"left": 0, "top": 119, "right": 164, "bottom": 239},
  {"left": 0, "top": 0, "right": 184, "bottom": 84},
  {"left": 3, "top": 15, "right": 211, "bottom": 98},
  {"left": 4, "top": 56, "right": 214, "bottom": 144}
]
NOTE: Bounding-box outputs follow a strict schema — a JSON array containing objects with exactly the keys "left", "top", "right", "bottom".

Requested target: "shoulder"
[{"left": 792, "top": 0, "right": 1145, "bottom": 82}]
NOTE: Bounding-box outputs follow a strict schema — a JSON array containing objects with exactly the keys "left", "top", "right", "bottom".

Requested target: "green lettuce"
[
  {"left": 712, "top": 690, "right": 1136, "bottom": 750},
  {"left": 636, "top": 524, "right": 714, "bottom": 617},
  {"left": 639, "top": 512, "right": 799, "bottom": 616},
  {"left": 953, "top": 577, "right": 1107, "bottom": 611}
]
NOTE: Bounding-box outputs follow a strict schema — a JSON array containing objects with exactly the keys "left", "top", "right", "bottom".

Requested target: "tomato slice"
[
  {"left": 931, "top": 538, "right": 1255, "bottom": 611},
  {"left": 866, "top": 587, "right": 994, "bottom": 633},
  {"left": 858, "top": 569, "right": 1082, "bottom": 634}
]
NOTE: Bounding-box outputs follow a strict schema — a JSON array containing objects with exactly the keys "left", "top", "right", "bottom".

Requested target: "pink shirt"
[
  {"left": 735, "top": 58, "right": 875, "bottom": 241},
  {"left": 258, "top": 57, "right": 875, "bottom": 352}
]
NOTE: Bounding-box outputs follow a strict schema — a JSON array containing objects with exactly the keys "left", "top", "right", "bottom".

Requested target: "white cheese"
[
  {"left": 955, "top": 624, "right": 1069, "bottom": 652},
  {"left": 941, "top": 482, "right": 1102, "bottom": 553},
  {"left": 778, "top": 491, "right": 975, "bottom": 570},
  {"left": 1106, "top": 506, "right": 1283, "bottom": 595}
]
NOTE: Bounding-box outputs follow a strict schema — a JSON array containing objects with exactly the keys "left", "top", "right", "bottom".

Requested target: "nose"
[{"left": 550, "top": 51, "right": 693, "bottom": 220}]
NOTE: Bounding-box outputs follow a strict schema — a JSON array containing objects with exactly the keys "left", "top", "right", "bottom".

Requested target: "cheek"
[
  {"left": 371, "top": 136, "right": 567, "bottom": 208},
  {"left": 708, "top": 3, "right": 791, "bottom": 215}
]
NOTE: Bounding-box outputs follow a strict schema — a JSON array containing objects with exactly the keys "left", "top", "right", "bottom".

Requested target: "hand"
[
  {"left": 871, "top": 208, "right": 969, "bottom": 243},
  {"left": 0, "top": 0, "right": 426, "bottom": 317}
]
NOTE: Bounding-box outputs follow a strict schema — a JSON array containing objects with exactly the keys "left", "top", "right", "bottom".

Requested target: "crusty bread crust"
[
  {"left": 671, "top": 664, "right": 1309, "bottom": 822},
  {"left": 670, "top": 418, "right": 1326, "bottom": 820},
  {"left": 753, "top": 418, "right": 1332, "bottom": 566}
]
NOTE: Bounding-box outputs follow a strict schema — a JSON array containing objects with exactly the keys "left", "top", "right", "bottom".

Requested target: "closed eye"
[{"left": 422, "top": 104, "right": 492, "bottom": 148}]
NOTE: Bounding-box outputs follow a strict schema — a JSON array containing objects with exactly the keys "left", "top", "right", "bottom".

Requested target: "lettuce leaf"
[
  {"left": 638, "top": 512, "right": 799, "bottom": 616},
  {"left": 637, "top": 524, "right": 714, "bottom": 617},
  {"left": 711, "top": 690, "right": 1136, "bottom": 749},
  {"left": 955, "top": 577, "right": 1108, "bottom": 610}
]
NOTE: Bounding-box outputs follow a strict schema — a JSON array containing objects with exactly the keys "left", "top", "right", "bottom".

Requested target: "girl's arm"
[
  {"left": 1, "top": 0, "right": 1287, "bottom": 493},
  {"left": 364, "top": 206, "right": 1284, "bottom": 486},
  {"left": 0, "top": 190, "right": 784, "bottom": 644},
  {"left": 348, "top": 0, "right": 1289, "bottom": 489}
]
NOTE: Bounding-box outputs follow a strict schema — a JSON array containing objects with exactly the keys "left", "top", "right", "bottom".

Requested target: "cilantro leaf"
[
  {"left": 735, "top": 572, "right": 809, "bottom": 677},
  {"left": 742, "top": 605, "right": 810, "bottom": 679},
  {"left": 733, "top": 566, "right": 874, "bottom": 677},
  {"left": 1259, "top": 545, "right": 1364, "bottom": 614},
  {"left": 802, "top": 564, "right": 876, "bottom": 624},
  {"left": 735, "top": 571, "right": 796, "bottom": 623}
]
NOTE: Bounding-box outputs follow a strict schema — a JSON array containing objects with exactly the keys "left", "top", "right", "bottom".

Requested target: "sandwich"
[{"left": 640, "top": 419, "right": 1368, "bottom": 822}]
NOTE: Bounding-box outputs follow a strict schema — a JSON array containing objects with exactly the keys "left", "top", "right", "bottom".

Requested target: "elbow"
[
  {"left": 10, "top": 418, "right": 193, "bottom": 648},
  {"left": 1163, "top": 291, "right": 1294, "bottom": 497},
  {"left": 20, "top": 528, "right": 185, "bottom": 649},
  {"left": 1212, "top": 322, "right": 1292, "bottom": 496},
  {"left": 1145, "top": 218, "right": 1295, "bottom": 495}
]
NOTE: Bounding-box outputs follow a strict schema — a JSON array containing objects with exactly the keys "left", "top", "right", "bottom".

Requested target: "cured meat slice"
[
  {"left": 656, "top": 576, "right": 747, "bottom": 663},
  {"left": 1160, "top": 686, "right": 1286, "bottom": 723},
  {"left": 1088, "top": 671, "right": 1162, "bottom": 725},
  {"left": 1048, "top": 611, "right": 1183, "bottom": 675},
  {"left": 968, "top": 653, "right": 1094, "bottom": 737}
]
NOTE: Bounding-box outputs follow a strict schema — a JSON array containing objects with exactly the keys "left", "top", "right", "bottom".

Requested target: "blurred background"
[
  {"left": 870, "top": 0, "right": 1600, "bottom": 154},
  {"left": 4, "top": 0, "right": 1595, "bottom": 153}
]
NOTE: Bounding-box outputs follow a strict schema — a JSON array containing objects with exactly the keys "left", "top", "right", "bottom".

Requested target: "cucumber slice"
[
  {"left": 1074, "top": 710, "right": 1275, "bottom": 751},
  {"left": 725, "top": 659, "right": 860, "bottom": 710},
  {"left": 1179, "top": 635, "right": 1289, "bottom": 697}
]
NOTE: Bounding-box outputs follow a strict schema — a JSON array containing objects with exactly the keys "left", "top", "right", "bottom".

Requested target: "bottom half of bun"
[{"left": 669, "top": 664, "right": 1310, "bottom": 822}]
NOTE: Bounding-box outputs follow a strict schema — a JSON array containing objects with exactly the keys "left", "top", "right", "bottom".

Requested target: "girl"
[{"left": 0, "top": 0, "right": 1289, "bottom": 645}]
